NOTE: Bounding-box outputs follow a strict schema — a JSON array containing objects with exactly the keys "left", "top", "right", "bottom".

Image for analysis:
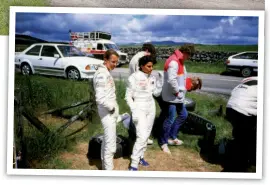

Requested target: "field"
[
  {"left": 121, "top": 60, "right": 226, "bottom": 74},
  {"left": 120, "top": 44, "right": 258, "bottom": 52},
  {"left": 120, "top": 44, "right": 258, "bottom": 74},
  {"left": 14, "top": 73, "right": 235, "bottom": 171}
]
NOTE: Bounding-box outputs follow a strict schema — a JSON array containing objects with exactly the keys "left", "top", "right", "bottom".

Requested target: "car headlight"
[{"left": 85, "top": 64, "right": 98, "bottom": 70}]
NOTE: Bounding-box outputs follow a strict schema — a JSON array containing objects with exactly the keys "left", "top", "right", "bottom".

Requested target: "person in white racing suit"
[
  {"left": 129, "top": 43, "right": 156, "bottom": 75},
  {"left": 128, "top": 43, "right": 157, "bottom": 145},
  {"left": 224, "top": 76, "right": 257, "bottom": 172},
  {"left": 125, "top": 55, "right": 162, "bottom": 171},
  {"left": 93, "top": 49, "right": 119, "bottom": 170}
]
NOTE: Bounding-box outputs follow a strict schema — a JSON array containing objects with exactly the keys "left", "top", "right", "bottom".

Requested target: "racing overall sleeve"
[
  {"left": 125, "top": 75, "right": 136, "bottom": 112},
  {"left": 94, "top": 72, "right": 114, "bottom": 111}
]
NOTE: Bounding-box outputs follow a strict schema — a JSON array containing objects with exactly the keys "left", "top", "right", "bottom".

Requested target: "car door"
[
  {"left": 22, "top": 45, "right": 42, "bottom": 73},
  {"left": 245, "top": 52, "right": 258, "bottom": 69},
  {"left": 232, "top": 52, "right": 257, "bottom": 67},
  {"left": 38, "top": 45, "right": 65, "bottom": 76}
]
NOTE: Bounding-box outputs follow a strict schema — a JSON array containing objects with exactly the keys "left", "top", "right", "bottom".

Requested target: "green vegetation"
[
  {"left": 0, "top": 0, "right": 49, "bottom": 35},
  {"left": 120, "top": 44, "right": 258, "bottom": 52},
  {"left": 121, "top": 60, "right": 226, "bottom": 74},
  {"left": 14, "top": 74, "right": 231, "bottom": 169},
  {"left": 120, "top": 44, "right": 258, "bottom": 74}
]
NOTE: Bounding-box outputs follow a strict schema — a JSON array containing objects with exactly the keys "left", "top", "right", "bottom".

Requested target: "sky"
[{"left": 15, "top": 13, "right": 259, "bottom": 45}]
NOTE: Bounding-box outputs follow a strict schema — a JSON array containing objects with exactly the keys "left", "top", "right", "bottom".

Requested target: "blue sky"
[{"left": 15, "top": 13, "right": 259, "bottom": 45}]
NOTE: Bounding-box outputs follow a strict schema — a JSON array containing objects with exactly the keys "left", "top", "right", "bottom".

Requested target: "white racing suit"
[
  {"left": 125, "top": 70, "right": 162, "bottom": 168},
  {"left": 93, "top": 64, "right": 119, "bottom": 170},
  {"left": 128, "top": 51, "right": 146, "bottom": 75},
  {"left": 227, "top": 76, "right": 257, "bottom": 116}
]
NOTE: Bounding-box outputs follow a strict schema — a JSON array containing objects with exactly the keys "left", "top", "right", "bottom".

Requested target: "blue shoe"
[
  {"left": 139, "top": 158, "right": 149, "bottom": 166},
  {"left": 128, "top": 166, "right": 138, "bottom": 171}
]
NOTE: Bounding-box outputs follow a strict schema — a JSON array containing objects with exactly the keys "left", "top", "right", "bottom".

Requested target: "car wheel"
[
  {"left": 184, "top": 98, "right": 196, "bottom": 111},
  {"left": 21, "top": 63, "right": 32, "bottom": 76},
  {"left": 241, "top": 67, "right": 252, "bottom": 77},
  {"left": 66, "top": 67, "right": 81, "bottom": 80}
]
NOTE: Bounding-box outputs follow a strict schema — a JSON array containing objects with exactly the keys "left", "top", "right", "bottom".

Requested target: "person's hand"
[
  {"left": 190, "top": 76, "right": 202, "bottom": 90},
  {"left": 174, "top": 91, "right": 184, "bottom": 99}
]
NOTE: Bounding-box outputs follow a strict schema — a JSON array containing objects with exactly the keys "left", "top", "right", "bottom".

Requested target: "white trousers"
[
  {"left": 99, "top": 104, "right": 119, "bottom": 170},
  {"left": 130, "top": 107, "right": 155, "bottom": 168}
]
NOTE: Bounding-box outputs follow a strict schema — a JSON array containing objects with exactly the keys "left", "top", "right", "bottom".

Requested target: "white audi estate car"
[
  {"left": 15, "top": 43, "right": 104, "bottom": 80},
  {"left": 225, "top": 51, "right": 258, "bottom": 77}
]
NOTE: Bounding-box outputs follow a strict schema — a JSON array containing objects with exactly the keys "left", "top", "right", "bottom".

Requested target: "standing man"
[
  {"left": 93, "top": 49, "right": 119, "bottom": 170},
  {"left": 128, "top": 43, "right": 157, "bottom": 145},
  {"left": 159, "top": 44, "right": 201, "bottom": 154}
]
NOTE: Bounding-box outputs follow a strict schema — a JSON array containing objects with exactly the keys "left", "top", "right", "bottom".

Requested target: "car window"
[
  {"left": 233, "top": 53, "right": 258, "bottom": 60},
  {"left": 104, "top": 43, "right": 119, "bottom": 50},
  {"left": 58, "top": 45, "right": 85, "bottom": 57},
  {"left": 97, "top": 43, "right": 103, "bottom": 50},
  {"left": 25, "top": 45, "right": 42, "bottom": 56},
  {"left": 41, "top": 46, "right": 59, "bottom": 57}
]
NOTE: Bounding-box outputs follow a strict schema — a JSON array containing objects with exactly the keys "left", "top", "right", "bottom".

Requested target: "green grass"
[
  {"left": 155, "top": 60, "right": 225, "bottom": 74},
  {"left": 121, "top": 60, "right": 226, "bottom": 74},
  {"left": 120, "top": 44, "right": 258, "bottom": 52},
  {"left": 194, "top": 44, "right": 258, "bottom": 52},
  {"left": 14, "top": 74, "right": 231, "bottom": 169},
  {"left": 0, "top": 0, "right": 49, "bottom": 35}
]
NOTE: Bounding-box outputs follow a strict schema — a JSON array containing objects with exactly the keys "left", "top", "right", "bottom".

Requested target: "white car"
[
  {"left": 225, "top": 51, "right": 258, "bottom": 77},
  {"left": 15, "top": 43, "right": 103, "bottom": 80}
]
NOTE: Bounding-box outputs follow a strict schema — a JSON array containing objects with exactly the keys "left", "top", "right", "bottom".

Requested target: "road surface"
[
  {"left": 111, "top": 68, "right": 244, "bottom": 95},
  {"left": 50, "top": 0, "right": 264, "bottom": 10}
]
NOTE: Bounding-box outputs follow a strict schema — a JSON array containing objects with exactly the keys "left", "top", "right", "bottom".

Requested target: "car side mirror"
[{"left": 54, "top": 54, "right": 60, "bottom": 58}]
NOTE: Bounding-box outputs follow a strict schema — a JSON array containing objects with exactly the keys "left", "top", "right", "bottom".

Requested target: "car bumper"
[
  {"left": 80, "top": 70, "right": 96, "bottom": 79},
  {"left": 15, "top": 63, "right": 21, "bottom": 69},
  {"left": 226, "top": 66, "right": 241, "bottom": 72},
  {"left": 119, "top": 59, "right": 128, "bottom": 64}
]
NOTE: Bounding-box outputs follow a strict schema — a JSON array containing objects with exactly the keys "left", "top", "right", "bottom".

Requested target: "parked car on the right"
[{"left": 225, "top": 51, "right": 258, "bottom": 77}]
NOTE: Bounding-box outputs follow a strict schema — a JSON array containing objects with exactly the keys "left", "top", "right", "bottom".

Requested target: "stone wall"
[{"left": 120, "top": 47, "right": 238, "bottom": 63}]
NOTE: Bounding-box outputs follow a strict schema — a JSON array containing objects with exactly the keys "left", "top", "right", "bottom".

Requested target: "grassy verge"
[
  {"left": 14, "top": 74, "right": 231, "bottom": 169},
  {"left": 120, "top": 44, "right": 258, "bottom": 52},
  {"left": 120, "top": 60, "right": 226, "bottom": 74},
  {"left": 0, "top": 0, "right": 49, "bottom": 35}
]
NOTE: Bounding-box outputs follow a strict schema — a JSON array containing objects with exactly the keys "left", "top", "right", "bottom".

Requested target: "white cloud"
[
  {"left": 22, "top": 31, "right": 32, "bottom": 35},
  {"left": 220, "top": 16, "right": 238, "bottom": 26}
]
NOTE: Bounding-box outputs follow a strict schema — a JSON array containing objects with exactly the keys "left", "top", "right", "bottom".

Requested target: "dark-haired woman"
[{"left": 125, "top": 55, "right": 162, "bottom": 171}]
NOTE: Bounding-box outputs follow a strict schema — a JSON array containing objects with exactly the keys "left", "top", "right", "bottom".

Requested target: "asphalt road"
[
  {"left": 111, "top": 68, "right": 244, "bottom": 95},
  {"left": 50, "top": 0, "right": 264, "bottom": 10}
]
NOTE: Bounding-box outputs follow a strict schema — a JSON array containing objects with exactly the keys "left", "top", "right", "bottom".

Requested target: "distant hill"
[
  {"left": 15, "top": 34, "right": 48, "bottom": 45},
  {"left": 15, "top": 34, "right": 69, "bottom": 45},
  {"left": 15, "top": 34, "right": 69, "bottom": 51},
  {"left": 118, "top": 40, "right": 191, "bottom": 46}
]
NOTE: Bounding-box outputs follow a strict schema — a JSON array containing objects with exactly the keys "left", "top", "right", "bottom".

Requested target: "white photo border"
[{"left": 7, "top": 6, "right": 265, "bottom": 179}]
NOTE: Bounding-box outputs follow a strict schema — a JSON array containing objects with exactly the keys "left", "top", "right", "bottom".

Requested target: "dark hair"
[
  {"left": 179, "top": 44, "right": 195, "bottom": 56},
  {"left": 138, "top": 55, "right": 154, "bottom": 69},
  {"left": 142, "top": 43, "right": 157, "bottom": 64},
  {"left": 142, "top": 43, "right": 156, "bottom": 56},
  {"left": 104, "top": 49, "right": 119, "bottom": 60}
]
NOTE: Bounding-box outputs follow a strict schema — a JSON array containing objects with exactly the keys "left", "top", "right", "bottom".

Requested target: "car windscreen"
[
  {"left": 57, "top": 46, "right": 85, "bottom": 57},
  {"left": 104, "top": 43, "right": 119, "bottom": 50}
]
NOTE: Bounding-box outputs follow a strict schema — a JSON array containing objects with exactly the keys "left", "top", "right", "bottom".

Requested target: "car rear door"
[
  {"left": 38, "top": 45, "right": 65, "bottom": 76},
  {"left": 232, "top": 52, "right": 258, "bottom": 67},
  {"left": 242, "top": 52, "right": 258, "bottom": 69},
  {"left": 21, "top": 45, "right": 42, "bottom": 73}
]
